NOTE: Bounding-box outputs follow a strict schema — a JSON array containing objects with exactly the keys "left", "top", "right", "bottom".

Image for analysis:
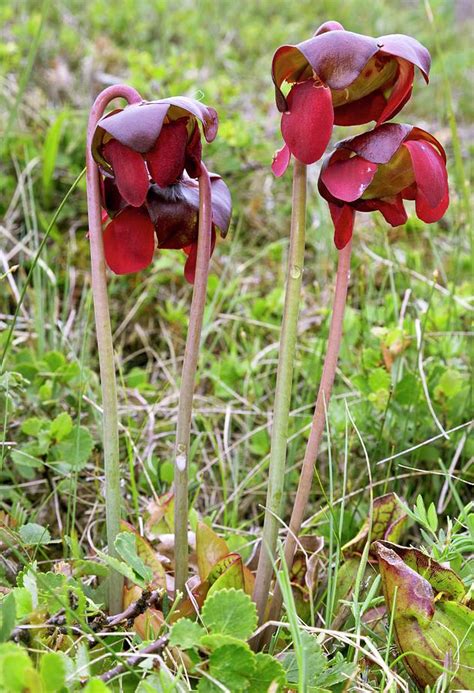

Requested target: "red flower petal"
[
  {"left": 334, "top": 89, "right": 387, "bottom": 126},
  {"left": 144, "top": 119, "right": 188, "bottom": 187},
  {"left": 185, "top": 122, "right": 203, "bottom": 178},
  {"left": 281, "top": 80, "right": 333, "bottom": 164},
  {"left": 404, "top": 140, "right": 449, "bottom": 222},
  {"left": 377, "top": 34, "right": 431, "bottom": 82},
  {"left": 102, "top": 140, "right": 149, "bottom": 207},
  {"left": 99, "top": 103, "right": 170, "bottom": 153},
  {"left": 314, "top": 21, "right": 344, "bottom": 36},
  {"left": 355, "top": 195, "right": 408, "bottom": 226},
  {"left": 183, "top": 228, "right": 216, "bottom": 284},
  {"left": 377, "top": 60, "right": 414, "bottom": 125},
  {"left": 272, "top": 143, "right": 291, "bottom": 177},
  {"left": 103, "top": 207, "right": 155, "bottom": 274},
  {"left": 336, "top": 123, "right": 412, "bottom": 164},
  {"left": 321, "top": 155, "right": 378, "bottom": 202},
  {"left": 329, "top": 203, "right": 355, "bottom": 249}
]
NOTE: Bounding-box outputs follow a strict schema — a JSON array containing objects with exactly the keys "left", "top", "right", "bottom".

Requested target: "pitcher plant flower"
[
  {"left": 271, "top": 21, "right": 430, "bottom": 176},
  {"left": 318, "top": 123, "right": 449, "bottom": 249},
  {"left": 99, "top": 173, "right": 231, "bottom": 282},
  {"left": 92, "top": 97, "right": 230, "bottom": 282},
  {"left": 87, "top": 87, "right": 230, "bottom": 611}
]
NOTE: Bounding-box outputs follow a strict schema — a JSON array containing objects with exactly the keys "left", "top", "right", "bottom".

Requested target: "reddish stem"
[
  {"left": 86, "top": 85, "right": 142, "bottom": 614},
  {"left": 260, "top": 240, "right": 352, "bottom": 646},
  {"left": 174, "top": 164, "right": 213, "bottom": 594}
]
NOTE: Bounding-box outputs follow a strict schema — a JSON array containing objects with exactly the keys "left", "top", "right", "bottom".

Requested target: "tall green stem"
[
  {"left": 253, "top": 159, "right": 307, "bottom": 624},
  {"left": 174, "top": 165, "right": 213, "bottom": 595},
  {"left": 86, "top": 84, "right": 141, "bottom": 615},
  {"left": 262, "top": 240, "right": 353, "bottom": 645}
]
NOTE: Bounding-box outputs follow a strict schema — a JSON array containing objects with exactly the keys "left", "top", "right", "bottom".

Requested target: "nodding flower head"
[
  {"left": 317, "top": 123, "right": 449, "bottom": 249},
  {"left": 271, "top": 21, "right": 431, "bottom": 175},
  {"left": 91, "top": 97, "right": 231, "bottom": 282}
]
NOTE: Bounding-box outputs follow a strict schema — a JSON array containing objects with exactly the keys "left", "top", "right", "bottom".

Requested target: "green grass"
[{"left": 0, "top": 0, "right": 472, "bottom": 690}]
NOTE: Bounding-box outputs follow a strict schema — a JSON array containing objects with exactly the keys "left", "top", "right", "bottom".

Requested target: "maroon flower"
[
  {"left": 318, "top": 123, "right": 449, "bottom": 249},
  {"left": 91, "top": 97, "right": 231, "bottom": 282},
  {"left": 100, "top": 173, "right": 231, "bottom": 283},
  {"left": 92, "top": 97, "right": 218, "bottom": 204},
  {"left": 271, "top": 21, "right": 431, "bottom": 175}
]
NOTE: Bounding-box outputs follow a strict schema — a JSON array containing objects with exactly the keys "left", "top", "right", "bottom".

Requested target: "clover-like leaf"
[
  {"left": 169, "top": 618, "right": 205, "bottom": 650},
  {"left": 201, "top": 588, "right": 257, "bottom": 640},
  {"left": 197, "top": 643, "right": 256, "bottom": 692},
  {"left": 19, "top": 523, "right": 51, "bottom": 546},
  {"left": 249, "top": 652, "right": 286, "bottom": 692}
]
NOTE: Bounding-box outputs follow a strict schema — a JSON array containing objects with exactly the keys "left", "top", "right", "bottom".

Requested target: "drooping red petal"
[
  {"left": 183, "top": 228, "right": 217, "bottom": 284},
  {"left": 271, "top": 143, "right": 291, "bottom": 177},
  {"left": 404, "top": 140, "right": 449, "bottom": 222},
  {"left": 336, "top": 123, "right": 413, "bottom": 164},
  {"left": 102, "top": 140, "right": 149, "bottom": 207},
  {"left": 99, "top": 103, "right": 170, "bottom": 153},
  {"left": 281, "top": 80, "right": 333, "bottom": 164},
  {"left": 185, "top": 123, "right": 203, "bottom": 178},
  {"left": 334, "top": 89, "right": 387, "bottom": 126},
  {"left": 321, "top": 155, "right": 378, "bottom": 202},
  {"left": 377, "top": 60, "right": 414, "bottom": 125},
  {"left": 355, "top": 195, "right": 408, "bottom": 226},
  {"left": 329, "top": 202, "right": 355, "bottom": 249},
  {"left": 377, "top": 34, "right": 431, "bottom": 82},
  {"left": 154, "top": 96, "right": 218, "bottom": 142},
  {"left": 144, "top": 119, "right": 188, "bottom": 187},
  {"left": 103, "top": 207, "right": 155, "bottom": 274}
]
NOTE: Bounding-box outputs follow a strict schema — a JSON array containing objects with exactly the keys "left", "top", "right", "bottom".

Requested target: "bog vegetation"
[{"left": 0, "top": 1, "right": 472, "bottom": 691}]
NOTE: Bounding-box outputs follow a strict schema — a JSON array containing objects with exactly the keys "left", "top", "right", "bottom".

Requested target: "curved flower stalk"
[
  {"left": 88, "top": 89, "right": 231, "bottom": 609},
  {"left": 271, "top": 20, "right": 430, "bottom": 176},
  {"left": 255, "top": 18, "right": 447, "bottom": 636},
  {"left": 318, "top": 123, "right": 449, "bottom": 248},
  {"left": 86, "top": 84, "right": 142, "bottom": 615}
]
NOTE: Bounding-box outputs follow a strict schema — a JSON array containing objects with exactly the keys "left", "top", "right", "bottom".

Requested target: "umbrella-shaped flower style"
[
  {"left": 318, "top": 123, "right": 449, "bottom": 249},
  {"left": 100, "top": 173, "right": 231, "bottom": 282},
  {"left": 271, "top": 21, "right": 431, "bottom": 175},
  {"left": 92, "top": 97, "right": 231, "bottom": 282},
  {"left": 93, "top": 96, "right": 218, "bottom": 203}
]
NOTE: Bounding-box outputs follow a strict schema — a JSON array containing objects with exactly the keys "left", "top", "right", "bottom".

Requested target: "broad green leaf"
[
  {"left": 49, "top": 412, "right": 73, "bottom": 441},
  {"left": 248, "top": 652, "right": 286, "bottom": 692},
  {"left": 39, "top": 651, "right": 68, "bottom": 691},
  {"left": 20, "top": 417, "right": 46, "bottom": 436},
  {"left": 197, "top": 643, "right": 256, "bottom": 692},
  {"left": 55, "top": 426, "right": 94, "bottom": 470},
  {"left": 120, "top": 522, "right": 166, "bottom": 588},
  {"left": 201, "top": 588, "right": 257, "bottom": 640},
  {"left": 83, "top": 679, "right": 110, "bottom": 692},
  {"left": 199, "top": 633, "right": 249, "bottom": 652},
  {"left": 196, "top": 522, "right": 229, "bottom": 581},
  {"left": 11, "top": 588, "right": 32, "bottom": 619},
  {"left": 95, "top": 549, "right": 144, "bottom": 587},
  {"left": 0, "top": 593, "right": 16, "bottom": 642},
  {"left": 19, "top": 523, "right": 51, "bottom": 545},
  {"left": 114, "top": 532, "right": 153, "bottom": 584},
  {"left": 0, "top": 643, "right": 40, "bottom": 692},
  {"left": 169, "top": 618, "right": 205, "bottom": 650}
]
